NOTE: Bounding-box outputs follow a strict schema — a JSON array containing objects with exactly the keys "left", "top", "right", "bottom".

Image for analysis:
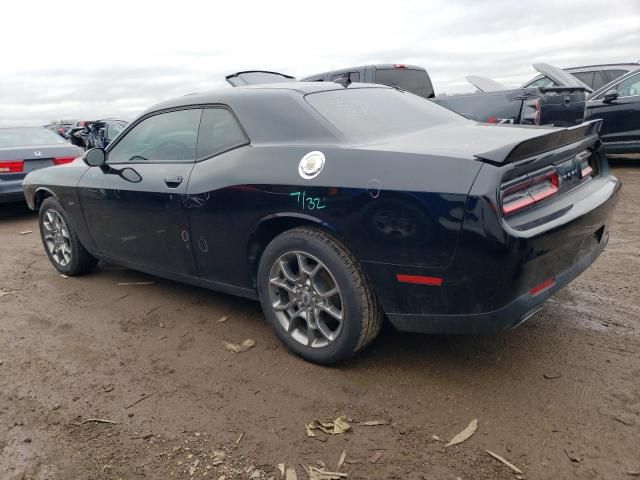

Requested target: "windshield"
[
  {"left": 0, "top": 128, "right": 68, "bottom": 148},
  {"left": 374, "top": 68, "right": 434, "bottom": 98},
  {"left": 305, "top": 87, "right": 465, "bottom": 142}
]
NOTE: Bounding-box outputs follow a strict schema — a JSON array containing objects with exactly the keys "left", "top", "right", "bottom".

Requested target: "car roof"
[
  {"left": 301, "top": 64, "right": 426, "bottom": 79},
  {"left": 144, "top": 82, "right": 390, "bottom": 113},
  {"left": 566, "top": 62, "right": 640, "bottom": 71}
]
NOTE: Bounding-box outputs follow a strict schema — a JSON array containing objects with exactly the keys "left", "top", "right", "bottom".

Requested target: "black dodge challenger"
[{"left": 23, "top": 82, "right": 620, "bottom": 364}]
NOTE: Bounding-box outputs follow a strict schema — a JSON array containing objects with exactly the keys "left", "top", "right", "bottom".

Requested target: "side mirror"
[
  {"left": 83, "top": 148, "right": 106, "bottom": 167},
  {"left": 603, "top": 89, "right": 618, "bottom": 104}
]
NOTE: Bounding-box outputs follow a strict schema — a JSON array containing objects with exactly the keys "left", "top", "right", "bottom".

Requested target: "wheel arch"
[
  {"left": 33, "top": 187, "right": 57, "bottom": 210},
  {"left": 247, "top": 212, "right": 342, "bottom": 288}
]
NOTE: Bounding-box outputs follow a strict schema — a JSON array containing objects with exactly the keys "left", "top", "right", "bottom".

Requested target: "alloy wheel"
[
  {"left": 268, "top": 251, "right": 344, "bottom": 348},
  {"left": 42, "top": 209, "right": 72, "bottom": 267}
]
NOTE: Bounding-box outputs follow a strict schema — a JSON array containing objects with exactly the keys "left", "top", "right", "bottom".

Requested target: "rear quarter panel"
[{"left": 185, "top": 145, "right": 482, "bottom": 289}]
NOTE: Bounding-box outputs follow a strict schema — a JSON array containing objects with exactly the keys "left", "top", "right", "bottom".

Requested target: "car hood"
[{"left": 360, "top": 119, "right": 600, "bottom": 164}]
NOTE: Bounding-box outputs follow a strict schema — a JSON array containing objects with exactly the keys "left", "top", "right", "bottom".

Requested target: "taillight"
[
  {"left": 53, "top": 156, "right": 76, "bottom": 166},
  {"left": 393, "top": 64, "right": 407, "bottom": 68},
  {"left": 577, "top": 150, "right": 593, "bottom": 178},
  {"left": 522, "top": 98, "right": 541, "bottom": 125},
  {"left": 502, "top": 170, "right": 559, "bottom": 216},
  {"left": 0, "top": 161, "right": 24, "bottom": 173}
]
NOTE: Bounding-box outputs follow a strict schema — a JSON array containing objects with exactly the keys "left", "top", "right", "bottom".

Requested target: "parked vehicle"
[
  {"left": 231, "top": 63, "right": 588, "bottom": 127},
  {"left": 300, "top": 64, "right": 435, "bottom": 99},
  {"left": 23, "top": 83, "right": 619, "bottom": 364},
  {"left": 0, "top": 127, "right": 83, "bottom": 203},
  {"left": 438, "top": 63, "right": 589, "bottom": 126},
  {"left": 524, "top": 62, "right": 640, "bottom": 91},
  {"left": 585, "top": 69, "right": 640, "bottom": 154},
  {"left": 69, "top": 119, "right": 128, "bottom": 150}
]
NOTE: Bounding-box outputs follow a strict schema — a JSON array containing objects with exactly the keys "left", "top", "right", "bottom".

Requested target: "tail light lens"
[
  {"left": 53, "top": 156, "right": 76, "bottom": 166},
  {"left": 577, "top": 150, "right": 594, "bottom": 178},
  {"left": 502, "top": 170, "right": 559, "bottom": 216},
  {"left": 0, "top": 161, "right": 24, "bottom": 173},
  {"left": 522, "top": 98, "right": 541, "bottom": 125}
]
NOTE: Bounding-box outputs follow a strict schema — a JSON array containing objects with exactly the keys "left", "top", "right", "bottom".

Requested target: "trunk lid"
[
  {"left": 361, "top": 121, "right": 597, "bottom": 163},
  {"left": 466, "top": 75, "right": 508, "bottom": 92},
  {"left": 533, "top": 63, "right": 593, "bottom": 92}
]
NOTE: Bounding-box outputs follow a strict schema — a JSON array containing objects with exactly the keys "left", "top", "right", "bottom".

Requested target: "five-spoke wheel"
[
  {"left": 42, "top": 209, "right": 72, "bottom": 267},
  {"left": 38, "top": 197, "right": 97, "bottom": 276},
  {"left": 268, "top": 251, "right": 344, "bottom": 348},
  {"left": 258, "top": 226, "right": 382, "bottom": 365}
]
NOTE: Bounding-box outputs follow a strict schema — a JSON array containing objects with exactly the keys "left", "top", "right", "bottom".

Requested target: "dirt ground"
[{"left": 1, "top": 160, "right": 639, "bottom": 480}]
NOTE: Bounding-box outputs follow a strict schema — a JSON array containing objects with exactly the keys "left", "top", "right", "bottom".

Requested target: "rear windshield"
[
  {"left": 0, "top": 128, "right": 68, "bottom": 148},
  {"left": 374, "top": 68, "right": 434, "bottom": 98},
  {"left": 305, "top": 87, "right": 464, "bottom": 141}
]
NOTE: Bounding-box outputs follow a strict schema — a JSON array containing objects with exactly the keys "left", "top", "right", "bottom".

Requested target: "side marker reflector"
[
  {"left": 530, "top": 277, "right": 555, "bottom": 295},
  {"left": 396, "top": 274, "right": 443, "bottom": 286}
]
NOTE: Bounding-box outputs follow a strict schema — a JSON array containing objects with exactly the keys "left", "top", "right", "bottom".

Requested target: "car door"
[
  {"left": 77, "top": 108, "right": 202, "bottom": 276},
  {"left": 587, "top": 72, "right": 640, "bottom": 146}
]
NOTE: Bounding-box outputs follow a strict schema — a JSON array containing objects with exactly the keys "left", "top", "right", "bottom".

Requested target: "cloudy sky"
[{"left": 1, "top": 0, "right": 638, "bottom": 126}]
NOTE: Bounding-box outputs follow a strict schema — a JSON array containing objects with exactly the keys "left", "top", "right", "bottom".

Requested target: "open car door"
[
  {"left": 466, "top": 75, "right": 508, "bottom": 93},
  {"left": 533, "top": 63, "right": 593, "bottom": 93},
  {"left": 225, "top": 70, "right": 296, "bottom": 87}
]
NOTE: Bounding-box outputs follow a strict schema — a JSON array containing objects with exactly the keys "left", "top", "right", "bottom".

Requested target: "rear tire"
[
  {"left": 39, "top": 197, "right": 97, "bottom": 276},
  {"left": 257, "top": 226, "right": 382, "bottom": 365}
]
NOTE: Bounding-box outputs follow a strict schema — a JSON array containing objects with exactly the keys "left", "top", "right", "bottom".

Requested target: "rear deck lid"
[
  {"left": 533, "top": 63, "right": 593, "bottom": 93},
  {"left": 466, "top": 75, "right": 508, "bottom": 92}
]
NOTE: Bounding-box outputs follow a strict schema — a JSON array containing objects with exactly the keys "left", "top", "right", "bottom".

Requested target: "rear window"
[
  {"left": 374, "top": 68, "right": 434, "bottom": 98},
  {"left": 305, "top": 87, "right": 464, "bottom": 141},
  {"left": 0, "top": 128, "right": 67, "bottom": 148}
]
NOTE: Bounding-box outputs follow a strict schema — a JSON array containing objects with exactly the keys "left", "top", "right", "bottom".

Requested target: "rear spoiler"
[{"left": 475, "top": 119, "right": 602, "bottom": 164}]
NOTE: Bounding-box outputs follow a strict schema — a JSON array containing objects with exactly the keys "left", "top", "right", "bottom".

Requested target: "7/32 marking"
[{"left": 290, "top": 191, "right": 326, "bottom": 210}]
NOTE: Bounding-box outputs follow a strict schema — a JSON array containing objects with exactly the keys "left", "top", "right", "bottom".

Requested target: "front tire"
[
  {"left": 257, "top": 226, "right": 382, "bottom": 365},
  {"left": 39, "top": 197, "right": 97, "bottom": 276}
]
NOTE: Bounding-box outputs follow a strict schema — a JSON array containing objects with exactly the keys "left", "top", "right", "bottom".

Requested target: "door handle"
[{"left": 164, "top": 175, "right": 183, "bottom": 188}]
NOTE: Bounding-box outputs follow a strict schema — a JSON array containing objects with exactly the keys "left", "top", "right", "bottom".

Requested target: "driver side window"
[
  {"left": 617, "top": 74, "right": 640, "bottom": 98},
  {"left": 108, "top": 109, "right": 202, "bottom": 163}
]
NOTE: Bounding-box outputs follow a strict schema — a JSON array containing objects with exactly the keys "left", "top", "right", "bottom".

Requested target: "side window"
[
  {"left": 108, "top": 109, "right": 202, "bottom": 164},
  {"left": 196, "top": 108, "right": 248, "bottom": 159},
  {"left": 591, "top": 71, "right": 609, "bottom": 91},
  {"left": 604, "top": 69, "right": 628, "bottom": 83},
  {"left": 617, "top": 74, "right": 640, "bottom": 98},
  {"left": 572, "top": 71, "right": 595, "bottom": 89}
]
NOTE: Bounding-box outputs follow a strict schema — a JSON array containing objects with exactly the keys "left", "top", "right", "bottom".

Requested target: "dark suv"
[{"left": 524, "top": 63, "right": 640, "bottom": 92}]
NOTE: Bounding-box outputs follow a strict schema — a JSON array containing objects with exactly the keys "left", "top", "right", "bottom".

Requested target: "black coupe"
[{"left": 23, "top": 82, "right": 620, "bottom": 364}]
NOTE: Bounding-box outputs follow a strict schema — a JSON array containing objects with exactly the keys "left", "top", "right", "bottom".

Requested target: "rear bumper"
[
  {"left": 0, "top": 179, "right": 25, "bottom": 203},
  {"left": 386, "top": 230, "right": 608, "bottom": 334}
]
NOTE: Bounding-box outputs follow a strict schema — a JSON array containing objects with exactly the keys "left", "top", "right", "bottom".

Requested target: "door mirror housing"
[
  {"left": 83, "top": 148, "right": 106, "bottom": 167},
  {"left": 603, "top": 89, "right": 618, "bottom": 104}
]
